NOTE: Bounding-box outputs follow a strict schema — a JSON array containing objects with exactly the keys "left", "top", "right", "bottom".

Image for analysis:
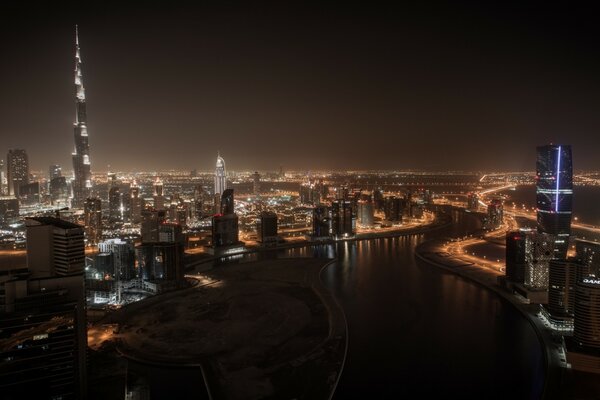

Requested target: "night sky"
[{"left": 1, "top": 2, "right": 599, "bottom": 172}]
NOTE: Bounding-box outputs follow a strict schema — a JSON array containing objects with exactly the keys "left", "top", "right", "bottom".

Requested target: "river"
[{"left": 128, "top": 208, "right": 545, "bottom": 399}]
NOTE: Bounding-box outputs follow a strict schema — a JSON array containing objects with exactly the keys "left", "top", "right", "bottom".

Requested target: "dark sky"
[{"left": 1, "top": 1, "right": 599, "bottom": 172}]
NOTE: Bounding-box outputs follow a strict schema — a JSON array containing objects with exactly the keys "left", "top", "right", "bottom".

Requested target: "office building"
[
  {"left": 312, "top": 205, "right": 330, "bottom": 239},
  {"left": 0, "top": 196, "right": 19, "bottom": 225},
  {"left": 573, "top": 278, "right": 600, "bottom": 350},
  {"left": 71, "top": 27, "right": 92, "bottom": 208},
  {"left": 548, "top": 259, "right": 581, "bottom": 319},
  {"left": 575, "top": 240, "right": 600, "bottom": 271},
  {"left": 0, "top": 217, "right": 88, "bottom": 398},
  {"left": 383, "top": 196, "right": 403, "bottom": 224},
  {"left": 331, "top": 200, "right": 354, "bottom": 239},
  {"left": 357, "top": 199, "right": 374, "bottom": 227},
  {"left": 49, "top": 164, "right": 62, "bottom": 180},
  {"left": 486, "top": 198, "right": 503, "bottom": 229},
  {"left": 0, "top": 159, "right": 4, "bottom": 195},
  {"left": 211, "top": 214, "right": 239, "bottom": 248},
  {"left": 257, "top": 211, "right": 278, "bottom": 245},
  {"left": 373, "top": 188, "right": 384, "bottom": 211},
  {"left": 25, "top": 217, "right": 85, "bottom": 277},
  {"left": 84, "top": 197, "right": 102, "bottom": 246},
  {"left": 524, "top": 232, "right": 556, "bottom": 290},
  {"left": 6, "top": 149, "right": 29, "bottom": 197},
  {"left": 49, "top": 176, "right": 69, "bottom": 206},
  {"left": 153, "top": 177, "right": 165, "bottom": 210},
  {"left": 467, "top": 192, "right": 479, "bottom": 211},
  {"left": 193, "top": 184, "right": 204, "bottom": 220},
  {"left": 214, "top": 154, "right": 227, "bottom": 196},
  {"left": 109, "top": 186, "right": 121, "bottom": 223},
  {"left": 137, "top": 223, "right": 184, "bottom": 283},
  {"left": 536, "top": 144, "right": 573, "bottom": 258},
  {"left": 129, "top": 181, "right": 143, "bottom": 224},
  {"left": 220, "top": 189, "right": 235, "bottom": 215},
  {"left": 505, "top": 231, "right": 527, "bottom": 284},
  {"left": 299, "top": 183, "right": 321, "bottom": 205},
  {"left": 140, "top": 209, "right": 166, "bottom": 243},
  {"left": 98, "top": 238, "right": 136, "bottom": 281}
]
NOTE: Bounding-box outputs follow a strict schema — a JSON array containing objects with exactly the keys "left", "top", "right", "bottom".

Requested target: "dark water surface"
[{"left": 129, "top": 208, "right": 545, "bottom": 399}]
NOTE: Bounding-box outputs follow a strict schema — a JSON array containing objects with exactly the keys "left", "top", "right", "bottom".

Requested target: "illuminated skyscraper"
[
  {"left": 71, "top": 26, "right": 92, "bottom": 208},
  {"left": 214, "top": 154, "right": 227, "bottom": 196},
  {"left": 536, "top": 144, "right": 573, "bottom": 258},
  {"left": 6, "top": 149, "right": 29, "bottom": 197},
  {"left": 129, "top": 180, "right": 143, "bottom": 224},
  {"left": 49, "top": 164, "right": 62, "bottom": 180},
  {"left": 109, "top": 186, "right": 122, "bottom": 222},
  {"left": 153, "top": 177, "right": 165, "bottom": 210},
  {"left": 84, "top": 197, "right": 102, "bottom": 245},
  {"left": 331, "top": 200, "right": 355, "bottom": 239}
]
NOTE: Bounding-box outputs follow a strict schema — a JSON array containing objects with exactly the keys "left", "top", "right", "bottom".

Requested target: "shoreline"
[
  {"left": 414, "top": 238, "right": 561, "bottom": 400},
  {"left": 185, "top": 212, "right": 453, "bottom": 271},
  {"left": 96, "top": 257, "right": 348, "bottom": 400}
]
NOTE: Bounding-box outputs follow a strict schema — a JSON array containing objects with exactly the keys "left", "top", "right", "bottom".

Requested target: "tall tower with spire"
[
  {"left": 71, "top": 25, "right": 92, "bottom": 208},
  {"left": 214, "top": 153, "right": 227, "bottom": 197}
]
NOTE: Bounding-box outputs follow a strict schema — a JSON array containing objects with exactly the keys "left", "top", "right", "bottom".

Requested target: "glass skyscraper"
[{"left": 536, "top": 144, "right": 573, "bottom": 258}]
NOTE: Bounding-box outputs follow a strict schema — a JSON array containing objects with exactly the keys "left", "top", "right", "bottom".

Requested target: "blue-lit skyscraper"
[{"left": 536, "top": 144, "right": 573, "bottom": 258}]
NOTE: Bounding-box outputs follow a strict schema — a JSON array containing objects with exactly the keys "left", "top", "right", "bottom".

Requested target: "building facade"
[
  {"left": 71, "top": 26, "right": 93, "bottom": 208},
  {"left": 536, "top": 144, "right": 573, "bottom": 258}
]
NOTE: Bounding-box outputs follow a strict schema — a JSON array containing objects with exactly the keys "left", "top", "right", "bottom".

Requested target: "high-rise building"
[
  {"left": 373, "top": 188, "right": 384, "bottom": 211},
  {"left": 312, "top": 205, "right": 330, "bottom": 239},
  {"left": 536, "top": 144, "right": 573, "bottom": 258},
  {"left": 193, "top": 184, "right": 204, "bottom": 220},
  {"left": 71, "top": 26, "right": 93, "bottom": 208},
  {"left": 0, "top": 217, "right": 87, "bottom": 398},
  {"left": 573, "top": 277, "right": 600, "bottom": 350},
  {"left": 25, "top": 217, "right": 85, "bottom": 277},
  {"left": 486, "top": 198, "right": 503, "bottom": 229},
  {"left": 524, "top": 232, "right": 556, "bottom": 290},
  {"left": 49, "top": 164, "right": 62, "bottom": 180},
  {"left": 19, "top": 181, "right": 40, "bottom": 206},
  {"left": 257, "top": 211, "right": 278, "bottom": 244},
  {"left": 357, "top": 199, "right": 374, "bottom": 227},
  {"left": 141, "top": 209, "right": 166, "bottom": 243},
  {"left": 98, "top": 238, "right": 136, "bottom": 281},
  {"left": 331, "top": 200, "right": 355, "bottom": 239},
  {"left": 0, "top": 159, "right": 4, "bottom": 195},
  {"left": 220, "top": 189, "right": 235, "bottom": 215},
  {"left": 467, "top": 192, "right": 479, "bottom": 211},
  {"left": 137, "top": 220, "right": 184, "bottom": 284},
  {"left": 505, "top": 231, "right": 527, "bottom": 284},
  {"left": 548, "top": 259, "right": 581, "bottom": 319},
  {"left": 6, "top": 149, "right": 29, "bottom": 197},
  {"left": 383, "top": 196, "right": 403, "bottom": 224},
  {"left": 212, "top": 214, "right": 239, "bottom": 248},
  {"left": 575, "top": 239, "right": 600, "bottom": 272},
  {"left": 84, "top": 197, "right": 102, "bottom": 246},
  {"left": 215, "top": 154, "right": 227, "bottom": 197},
  {"left": 0, "top": 196, "right": 19, "bottom": 225},
  {"left": 1, "top": 217, "right": 87, "bottom": 400},
  {"left": 49, "top": 176, "right": 69, "bottom": 206},
  {"left": 211, "top": 190, "right": 240, "bottom": 251},
  {"left": 109, "top": 186, "right": 122, "bottom": 223},
  {"left": 129, "top": 181, "right": 143, "bottom": 224},
  {"left": 153, "top": 177, "right": 165, "bottom": 210}
]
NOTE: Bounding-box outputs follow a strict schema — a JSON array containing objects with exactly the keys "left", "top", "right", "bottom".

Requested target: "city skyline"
[{"left": 2, "top": 3, "right": 600, "bottom": 172}]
